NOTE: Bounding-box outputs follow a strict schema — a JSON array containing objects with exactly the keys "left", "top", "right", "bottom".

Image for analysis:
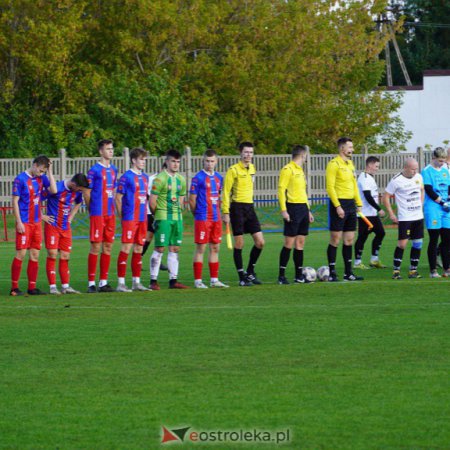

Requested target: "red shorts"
[
  {"left": 15, "top": 222, "right": 42, "bottom": 250},
  {"left": 44, "top": 223, "right": 72, "bottom": 252},
  {"left": 121, "top": 220, "right": 148, "bottom": 245},
  {"left": 194, "top": 220, "right": 222, "bottom": 244},
  {"left": 90, "top": 215, "right": 116, "bottom": 243}
]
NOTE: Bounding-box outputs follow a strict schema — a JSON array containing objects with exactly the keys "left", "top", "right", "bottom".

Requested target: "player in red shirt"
[{"left": 10, "top": 155, "right": 57, "bottom": 296}]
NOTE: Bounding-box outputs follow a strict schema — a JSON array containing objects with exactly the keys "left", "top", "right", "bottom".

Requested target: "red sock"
[
  {"left": 59, "top": 258, "right": 70, "bottom": 285},
  {"left": 11, "top": 257, "right": 23, "bottom": 290},
  {"left": 27, "top": 260, "right": 39, "bottom": 290},
  {"left": 117, "top": 251, "right": 129, "bottom": 278},
  {"left": 193, "top": 262, "right": 203, "bottom": 280},
  {"left": 88, "top": 253, "right": 98, "bottom": 282},
  {"left": 46, "top": 257, "right": 57, "bottom": 285},
  {"left": 209, "top": 261, "right": 219, "bottom": 279},
  {"left": 100, "top": 253, "right": 111, "bottom": 281},
  {"left": 131, "top": 252, "right": 142, "bottom": 278}
]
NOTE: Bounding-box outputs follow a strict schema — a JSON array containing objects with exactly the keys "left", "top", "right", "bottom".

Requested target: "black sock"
[
  {"left": 169, "top": 279, "right": 177, "bottom": 287},
  {"left": 233, "top": 248, "right": 245, "bottom": 280},
  {"left": 293, "top": 249, "right": 303, "bottom": 279},
  {"left": 393, "top": 246, "right": 404, "bottom": 270},
  {"left": 354, "top": 237, "right": 365, "bottom": 261},
  {"left": 343, "top": 244, "right": 352, "bottom": 276},
  {"left": 246, "top": 246, "right": 262, "bottom": 275},
  {"left": 279, "top": 247, "right": 291, "bottom": 277},
  {"left": 142, "top": 240, "right": 150, "bottom": 256},
  {"left": 410, "top": 247, "right": 421, "bottom": 271},
  {"left": 441, "top": 229, "right": 450, "bottom": 270},
  {"left": 372, "top": 234, "right": 384, "bottom": 258},
  {"left": 327, "top": 244, "right": 337, "bottom": 273},
  {"left": 427, "top": 229, "right": 440, "bottom": 271}
]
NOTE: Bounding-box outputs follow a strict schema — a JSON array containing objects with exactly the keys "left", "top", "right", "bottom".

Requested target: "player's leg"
[
  {"left": 131, "top": 221, "right": 149, "bottom": 291},
  {"left": 293, "top": 235, "right": 307, "bottom": 283},
  {"left": 369, "top": 217, "right": 386, "bottom": 268},
  {"left": 408, "top": 220, "right": 423, "bottom": 278},
  {"left": 208, "top": 220, "right": 227, "bottom": 287},
  {"left": 168, "top": 221, "right": 188, "bottom": 289},
  {"left": 27, "top": 224, "right": 46, "bottom": 295},
  {"left": 341, "top": 202, "right": 361, "bottom": 281},
  {"left": 98, "top": 215, "right": 115, "bottom": 292},
  {"left": 279, "top": 236, "right": 295, "bottom": 284},
  {"left": 193, "top": 220, "right": 208, "bottom": 288},
  {"left": 245, "top": 207, "right": 264, "bottom": 284},
  {"left": 427, "top": 228, "right": 441, "bottom": 277},
  {"left": 327, "top": 201, "right": 344, "bottom": 281},
  {"left": 392, "top": 221, "right": 410, "bottom": 279},
  {"left": 59, "top": 242, "right": 80, "bottom": 294},
  {"left": 150, "top": 220, "right": 168, "bottom": 290},
  {"left": 440, "top": 228, "right": 450, "bottom": 275},
  {"left": 142, "top": 214, "right": 154, "bottom": 256},
  {"left": 117, "top": 242, "right": 133, "bottom": 292},
  {"left": 44, "top": 223, "right": 60, "bottom": 294},
  {"left": 11, "top": 224, "right": 29, "bottom": 295},
  {"left": 354, "top": 217, "right": 370, "bottom": 268},
  {"left": 88, "top": 216, "right": 103, "bottom": 292},
  {"left": 229, "top": 204, "right": 249, "bottom": 285}
]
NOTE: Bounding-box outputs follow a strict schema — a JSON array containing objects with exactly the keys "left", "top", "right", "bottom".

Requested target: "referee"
[
  {"left": 277, "top": 145, "right": 314, "bottom": 284},
  {"left": 222, "top": 142, "right": 265, "bottom": 286},
  {"left": 326, "top": 137, "right": 363, "bottom": 282}
]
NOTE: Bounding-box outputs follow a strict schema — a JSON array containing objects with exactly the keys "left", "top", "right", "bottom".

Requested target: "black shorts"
[
  {"left": 284, "top": 203, "right": 309, "bottom": 237},
  {"left": 357, "top": 215, "right": 385, "bottom": 237},
  {"left": 398, "top": 219, "right": 424, "bottom": 240},
  {"left": 147, "top": 213, "right": 155, "bottom": 233},
  {"left": 230, "top": 203, "right": 261, "bottom": 236},
  {"left": 329, "top": 199, "right": 357, "bottom": 232}
]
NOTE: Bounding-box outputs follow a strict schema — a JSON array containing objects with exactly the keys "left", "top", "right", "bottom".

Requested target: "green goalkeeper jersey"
[{"left": 151, "top": 170, "right": 186, "bottom": 221}]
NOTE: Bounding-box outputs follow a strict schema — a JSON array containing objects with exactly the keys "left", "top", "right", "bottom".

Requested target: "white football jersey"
[
  {"left": 357, "top": 172, "right": 379, "bottom": 217},
  {"left": 385, "top": 172, "right": 424, "bottom": 221}
]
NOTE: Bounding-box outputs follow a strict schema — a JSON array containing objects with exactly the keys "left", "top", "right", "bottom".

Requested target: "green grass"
[{"left": 0, "top": 230, "right": 449, "bottom": 449}]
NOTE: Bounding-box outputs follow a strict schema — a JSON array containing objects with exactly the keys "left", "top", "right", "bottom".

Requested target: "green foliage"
[{"left": 0, "top": 0, "right": 407, "bottom": 156}]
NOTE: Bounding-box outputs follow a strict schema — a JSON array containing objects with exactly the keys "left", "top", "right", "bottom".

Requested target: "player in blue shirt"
[
  {"left": 115, "top": 148, "right": 150, "bottom": 292},
  {"left": 422, "top": 147, "right": 450, "bottom": 277},
  {"left": 189, "top": 149, "right": 228, "bottom": 288},
  {"left": 10, "top": 155, "right": 57, "bottom": 296}
]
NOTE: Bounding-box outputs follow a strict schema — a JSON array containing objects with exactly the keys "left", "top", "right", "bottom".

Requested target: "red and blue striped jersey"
[
  {"left": 87, "top": 163, "right": 118, "bottom": 216},
  {"left": 46, "top": 180, "right": 83, "bottom": 230},
  {"left": 12, "top": 172, "right": 50, "bottom": 224},
  {"left": 190, "top": 170, "right": 223, "bottom": 221},
  {"left": 117, "top": 170, "right": 149, "bottom": 222}
]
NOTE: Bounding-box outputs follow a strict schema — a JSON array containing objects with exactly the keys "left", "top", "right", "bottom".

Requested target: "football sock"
[
  {"left": 88, "top": 253, "right": 98, "bottom": 283},
  {"left": 209, "top": 261, "right": 219, "bottom": 279},
  {"left": 193, "top": 262, "right": 203, "bottom": 281},
  {"left": 410, "top": 247, "right": 421, "bottom": 271},
  {"left": 46, "top": 257, "right": 57, "bottom": 285},
  {"left": 100, "top": 253, "right": 111, "bottom": 282},
  {"left": 59, "top": 258, "right": 70, "bottom": 285},
  {"left": 142, "top": 240, "right": 150, "bottom": 256},
  {"left": 441, "top": 229, "right": 450, "bottom": 270},
  {"left": 117, "top": 251, "right": 129, "bottom": 278},
  {"left": 293, "top": 249, "right": 303, "bottom": 279},
  {"left": 246, "top": 246, "right": 262, "bottom": 275},
  {"left": 393, "top": 246, "right": 404, "bottom": 270},
  {"left": 279, "top": 247, "right": 291, "bottom": 277},
  {"left": 327, "top": 244, "right": 337, "bottom": 273},
  {"left": 427, "top": 229, "right": 440, "bottom": 271},
  {"left": 372, "top": 234, "right": 384, "bottom": 259},
  {"left": 150, "top": 251, "right": 163, "bottom": 280},
  {"left": 354, "top": 235, "right": 366, "bottom": 261},
  {"left": 131, "top": 252, "right": 142, "bottom": 278},
  {"left": 167, "top": 252, "right": 179, "bottom": 280},
  {"left": 11, "top": 257, "right": 23, "bottom": 290},
  {"left": 27, "top": 260, "right": 39, "bottom": 290},
  {"left": 233, "top": 248, "right": 245, "bottom": 280},
  {"left": 343, "top": 245, "right": 352, "bottom": 275}
]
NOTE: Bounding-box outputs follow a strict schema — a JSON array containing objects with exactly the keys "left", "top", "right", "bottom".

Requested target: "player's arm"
[
  {"left": 189, "top": 194, "right": 197, "bottom": 215},
  {"left": 382, "top": 190, "right": 397, "bottom": 224},
  {"left": 115, "top": 192, "right": 123, "bottom": 218},
  {"left": 221, "top": 167, "right": 236, "bottom": 223},
  {"left": 12, "top": 195, "right": 25, "bottom": 234},
  {"left": 353, "top": 174, "right": 363, "bottom": 210},
  {"left": 83, "top": 188, "right": 91, "bottom": 210},
  {"left": 68, "top": 203, "right": 82, "bottom": 224},
  {"left": 277, "top": 167, "right": 290, "bottom": 221},
  {"left": 47, "top": 161, "right": 57, "bottom": 194},
  {"left": 149, "top": 193, "right": 158, "bottom": 215}
]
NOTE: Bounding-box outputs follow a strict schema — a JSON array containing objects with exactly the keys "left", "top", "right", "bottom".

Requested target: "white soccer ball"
[
  {"left": 302, "top": 266, "right": 317, "bottom": 282},
  {"left": 317, "top": 265, "right": 330, "bottom": 282}
]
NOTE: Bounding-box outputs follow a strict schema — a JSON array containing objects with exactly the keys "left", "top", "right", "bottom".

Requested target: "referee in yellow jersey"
[
  {"left": 277, "top": 145, "right": 314, "bottom": 284},
  {"left": 326, "top": 137, "right": 363, "bottom": 282},
  {"left": 222, "top": 142, "right": 265, "bottom": 286}
]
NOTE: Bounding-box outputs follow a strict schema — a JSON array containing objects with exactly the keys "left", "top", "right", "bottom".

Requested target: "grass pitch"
[{"left": 0, "top": 230, "right": 449, "bottom": 449}]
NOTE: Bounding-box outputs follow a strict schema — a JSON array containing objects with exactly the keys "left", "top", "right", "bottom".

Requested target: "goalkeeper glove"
[{"left": 441, "top": 202, "right": 450, "bottom": 212}]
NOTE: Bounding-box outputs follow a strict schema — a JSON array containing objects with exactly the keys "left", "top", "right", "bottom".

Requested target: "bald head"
[{"left": 402, "top": 157, "right": 419, "bottom": 178}]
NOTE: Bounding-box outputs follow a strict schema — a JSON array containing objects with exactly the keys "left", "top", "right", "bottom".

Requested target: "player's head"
[
  {"left": 70, "top": 173, "right": 89, "bottom": 191},
  {"left": 432, "top": 147, "right": 447, "bottom": 168},
  {"left": 130, "top": 147, "right": 148, "bottom": 171},
  {"left": 239, "top": 141, "right": 254, "bottom": 164},
  {"left": 98, "top": 139, "right": 114, "bottom": 161},
  {"left": 337, "top": 137, "right": 354, "bottom": 159},
  {"left": 365, "top": 156, "right": 380, "bottom": 174},
  {"left": 203, "top": 149, "right": 217, "bottom": 173},
  {"left": 402, "top": 157, "right": 419, "bottom": 178},
  {"left": 292, "top": 145, "right": 308, "bottom": 164},
  {"left": 165, "top": 149, "right": 182, "bottom": 174},
  {"left": 31, "top": 155, "right": 50, "bottom": 176}
]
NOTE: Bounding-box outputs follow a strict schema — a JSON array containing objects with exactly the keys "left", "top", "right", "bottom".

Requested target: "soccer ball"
[
  {"left": 317, "top": 265, "right": 330, "bottom": 282},
  {"left": 302, "top": 267, "right": 317, "bottom": 282}
]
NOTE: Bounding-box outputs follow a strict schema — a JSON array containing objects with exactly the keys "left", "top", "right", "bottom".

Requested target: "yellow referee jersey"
[
  {"left": 278, "top": 161, "right": 309, "bottom": 211},
  {"left": 221, "top": 161, "right": 256, "bottom": 214},
  {"left": 326, "top": 155, "right": 362, "bottom": 207}
]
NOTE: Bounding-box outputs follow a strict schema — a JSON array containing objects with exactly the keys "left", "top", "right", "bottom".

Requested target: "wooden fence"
[{"left": 0, "top": 147, "right": 433, "bottom": 207}]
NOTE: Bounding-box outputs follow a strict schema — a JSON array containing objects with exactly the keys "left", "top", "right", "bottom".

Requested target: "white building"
[{"left": 387, "top": 70, "right": 450, "bottom": 151}]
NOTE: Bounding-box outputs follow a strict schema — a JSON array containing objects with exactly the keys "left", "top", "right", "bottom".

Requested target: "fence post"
[
  {"left": 123, "top": 147, "right": 130, "bottom": 170},
  {"left": 59, "top": 148, "right": 67, "bottom": 180},
  {"left": 185, "top": 146, "right": 192, "bottom": 189},
  {"left": 306, "top": 146, "right": 311, "bottom": 199},
  {"left": 417, "top": 146, "right": 424, "bottom": 170}
]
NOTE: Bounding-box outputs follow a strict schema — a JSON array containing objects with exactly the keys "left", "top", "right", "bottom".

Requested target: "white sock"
[
  {"left": 88, "top": 281, "right": 96, "bottom": 287},
  {"left": 210, "top": 277, "right": 218, "bottom": 283},
  {"left": 99, "top": 279, "right": 107, "bottom": 287},
  {"left": 50, "top": 284, "right": 56, "bottom": 289},
  {"left": 118, "top": 277, "right": 125, "bottom": 285},
  {"left": 167, "top": 252, "right": 179, "bottom": 280},
  {"left": 62, "top": 283, "right": 69, "bottom": 289},
  {"left": 195, "top": 279, "right": 202, "bottom": 285},
  {"left": 371, "top": 255, "right": 379, "bottom": 262},
  {"left": 354, "top": 259, "right": 361, "bottom": 265},
  {"left": 132, "top": 277, "right": 140, "bottom": 284},
  {"left": 150, "top": 251, "right": 163, "bottom": 280}
]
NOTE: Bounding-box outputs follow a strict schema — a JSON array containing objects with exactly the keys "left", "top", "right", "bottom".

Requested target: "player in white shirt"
[
  {"left": 354, "top": 156, "right": 386, "bottom": 269},
  {"left": 383, "top": 158, "right": 425, "bottom": 279}
]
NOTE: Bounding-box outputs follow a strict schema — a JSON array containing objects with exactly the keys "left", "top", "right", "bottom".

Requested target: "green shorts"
[{"left": 154, "top": 220, "right": 183, "bottom": 247}]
